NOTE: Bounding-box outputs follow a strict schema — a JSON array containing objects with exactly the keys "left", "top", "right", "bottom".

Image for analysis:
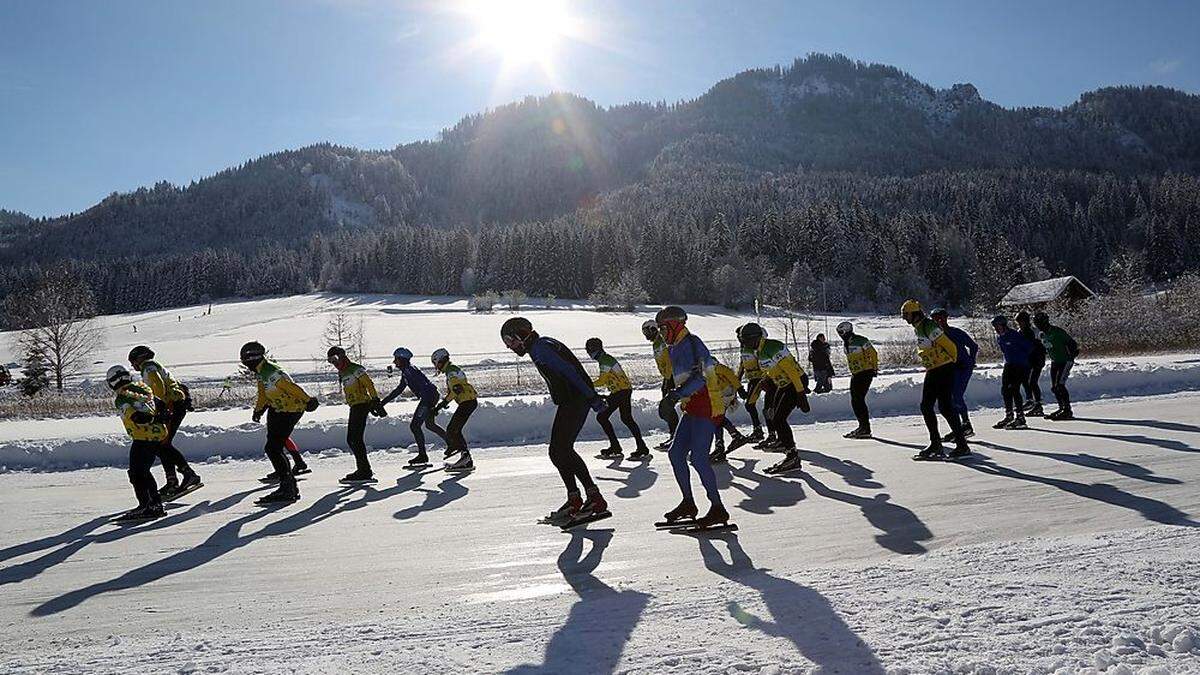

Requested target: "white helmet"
[
  {"left": 836, "top": 321, "right": 854, "bottom": 337},
  {"left": 106, "top": 365, "right": 132, "bottom": 389},
  {"left": 641, "top": 319, "right": 658, "bottom": 339},
  {"left": 431, "top": 348, "right": 450, "bottom": 367}
]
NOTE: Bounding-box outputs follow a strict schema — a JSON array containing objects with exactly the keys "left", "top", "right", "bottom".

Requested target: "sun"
[{"left": 465, "top": 0, "right": 573, "bottom": 66}]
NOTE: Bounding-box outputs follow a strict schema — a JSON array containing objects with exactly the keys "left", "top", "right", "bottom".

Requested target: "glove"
[
  {"left": 433, "top": 400, "right": 450, "bottom": 414},
  {"left": 252, "top": 408, "right": 264, "bottom": 423},
  {"left": 800, "top": 374, "right": 811, "bottom": 395},
  {"left": 737, "top": 386, "right": 749, "bottom": 401},
  {"left": 305, "top": 397, "right": 319, "bottom": 412},
  {"left": 663, "top": 389, "right": 681, "bottom": 405},
  {"left": 588, "top": 395, "right": 606, "bottom": 413},
  {"left": 370, "top": 399, "right": 387, "bottom": 417}
]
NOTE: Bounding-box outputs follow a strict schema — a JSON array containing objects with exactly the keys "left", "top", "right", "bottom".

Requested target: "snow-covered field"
[{"left": 2, "top": 392, "right": 1200, "bottom": 673}]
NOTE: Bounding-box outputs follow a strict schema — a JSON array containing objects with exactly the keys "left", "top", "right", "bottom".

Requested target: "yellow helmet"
[{"left": 899, "top": 299, "right": 922, "bottom": 318}]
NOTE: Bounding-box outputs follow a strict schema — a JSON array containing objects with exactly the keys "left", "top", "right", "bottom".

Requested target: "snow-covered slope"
[{"left": 1, "top": 393, "right": 1198, "bottom": 673}]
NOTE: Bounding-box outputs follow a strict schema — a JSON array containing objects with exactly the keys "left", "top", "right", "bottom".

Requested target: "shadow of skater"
[
  {"left": 798, "top": 473, "right": 933, "bottom": 555},
  {"left": 974, "top": 439, "right": 1182, "bottom": 484},
  {"left": 595, "top": 458, "right": 658, "bottom": 499},
  {"left": 508, "top": 529, "right": 650, "bottom": 675},
  {"left": 0, "top": 514, "right": 117, "bottom": 565},
  {"left": 726, "top": 458, "right": 806, "bottom": 515},
  {"left": 393, "top": 472, "right": 470, "bottom": 521},
  {"left": 1075, "top": 417, "right": 1200, "bottom": 435},
  {"left": 1030, "top": 426, "right": 1198, "bottom": 454},
  {"left": 800, "top": 450, "right": 882, "bottom": 489},
  {"left": 697, "top": 534, "right": 884, "bottom": 673},
  {"left": 1, "top": 489, "right": 263, "bottom": 587},
  {"left": 32, "top": 472, "right": 442, "bottom": 617},
  {"left": 962, "top": 451, "right": 1198, "bottom": 527}
]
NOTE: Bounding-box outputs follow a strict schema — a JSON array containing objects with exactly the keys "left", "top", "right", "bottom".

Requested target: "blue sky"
[{"left": 2, "top": 0, "right": 1197, "bottom": 218}]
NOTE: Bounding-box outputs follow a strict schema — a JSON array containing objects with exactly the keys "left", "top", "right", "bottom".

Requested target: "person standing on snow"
[
  {"left": 656, "top": 306, "right": 731, "bottom": 528},
  {"left": 1034, "top": 312, "right": 1080, "bottom": 420},
  {"left": 431, "top": 349, "right": 478, "bottom": 472},
  {"left": 501, "top": 317, "right": 609, "bottom": 526},
  {"left": 106, "top": 365, "right": 168, "bottom": 521},
  {"left": 327, "top": 346, "right": 385, "bottom": 482},
  {"left": 991, "top": 316, "right": 1034, "bottom": 430},
  {"left": 836, "top": 321, "right": 879, "bottom": 439},
  {"left": 241, "top": 341, "right": 316, "bottom": 504},
  {"left": 642, "top": 319, "right": 679, "bottom": 449},
  {"left": 1016, "top": 310, "right": 1046, "bottom": 417},
  {"left": 738, "top": 322, "right": 810, "bottom": 474},
  {"left": 900, "top": 300, "right": 970, "bottom": 460},
  {"left": 930, "top": 309, "right": 979, "bottom": 439},
  {"left": 735, "top": 327, "right": 769, "bottom": 444},
  {"left": 808, "top": 334, "right": 835, "bottom": 393},
  {"left": 708, "top": 359, "right": 753, "bottom": 464},
  {"left": 380, "top": 347, "right": 446, "bottom": 469},
  {"left": 127, "top": 345, "right": 202, "bottom": 499},
  {"left": 585, "top": 338, "right": 651, "bottom": 461}
]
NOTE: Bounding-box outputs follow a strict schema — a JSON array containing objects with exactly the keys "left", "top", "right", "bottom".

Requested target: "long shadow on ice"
[
  {"left": 974, "top": 439, "right": 1182, "bottom": 484},
  {"left": 393, "top": 472, "right": 470, "bottom": 521},
  {"left": 507, "top": 529, "right": 650, "bottom": 675},
  {"left": 797, "top": 473, "right": 933, "bottom": 555},
  {"left": 0, "top": 490, "right": 261, "bottom": 587},
  {"left": 697, "top": 534, "right": 884, "bottom": 673},
  {"left": 30, "top": 471, "right": 441, "bottom": 617},
  {"left": 1074, "top": 416, "right": 1200, "bottom": 435},
  {"left": 726, "top": 458, "right": 806, "bottom": 515},
  {"left": 1028, "top": 426, "right": 1199, "bottom": 454},
  {"left": 594, "top": 457, "right": 658, "bottom": 499},
  {"left": 961, "top": 449, "right": 1198, "bottom": 527}
]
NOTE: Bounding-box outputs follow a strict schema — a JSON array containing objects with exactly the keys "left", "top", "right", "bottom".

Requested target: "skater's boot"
[
  {"left": 663, "top": 497, "right": 698, "bottom": 523},
  {"left": 1006, "top": 415, "right": 1028, "bottom": 430},
  {"left": 754, "top": 434, "right": 777, "bottom": 450},
  {"left": 654, "top": 437, "right": 674, "bottom": 451},
  {"left": 961, "top": 423, "right": 975, "bottom": 438},
  {"left": 407, "top": 452, "right": 431, "bottom": 468},
  {"left": 1027, "top": 403, "right": 1044, "bottom": 417},
  {"left": 158, "top": 476, "right": 180, "bottom": 498},
  {"left": 1054, "top": 406, "right": 1074, "bottom": 421},
  {"left": 766, "top": 450, "right": 801, "bottom": 474},
  {"left": 178, "top": 471, "right": 202, "bottom": 492},
  {"left": 259, "top": 470, "right": 280, "bottom": 483},
  {"left": 257, "top": 480, "right": 300, "bottom": 504},
  {"left": 548, "top": 492, "right": 583, "bottom": 524},
  {"left": 117, "top": 503, "right": 165, "bottom": 522},
  {"left": 1022, "top": 400, "right": 1035, "bottom": 413},
  {"left": 992, "top": 414, "right": 1014, "bottom": 430},
  {"left": 629, "top": 444, "right": 652, "bottom": 460},
  {"left": 580, "top": 489, "right": 608, "bottom": 516},
  {"left": 709, "top": 436, "right": 727, "bottom": 463},
  {"left": 947, "top": 441, "right": 971, "bottom": 459},
  {"left": 940, "top": 430, "right": 956, "bottom": 442},
  {"left": 694, "top": 502, "right": 730, "bottom": 529},
  {"left": 341, "top": 469, "right": 374, "bottom": 483},
  {"left": 727, "top": 433, "right": 754, "bottom": 453},
  {"left": 444, "top": 445, "right": 462, "bottom": 459},
  {"left": 844, "top": 426, "right": 872, "bottom": 439},
  {"left": 915, "top": 442, "right": 945, "bottom": 461},
  {"left": 445, "top": 452, "right": 474, "bottom": 471},
  {"left": 291, "top": 460, "right": 310, "bottom": 476},
  {"left": 1046, "top": 408, "right": 1064, "bottom": 420},
  {"left": 748, "top": 428, "right": 765, "bottom": 442},
  {"left": 599, "top": 445, "right": 624, "bottom": 459}
]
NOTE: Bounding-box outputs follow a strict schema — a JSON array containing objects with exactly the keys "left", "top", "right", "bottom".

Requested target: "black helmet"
[
  {"left": 240, "top": 341, "right": 266, "bottom": 367},
  {"left": 128, "top": 345, "right": 154, "bottom": 364},
  {"left": 1015, "top": 310, "right": 1031, "bottom": 324},
  {"left": 501, "top": 317, "right": 536, "bottom": 356},
  {"left": 1033, "top": 311, "right": 1050, "bottom": 331},
  {"left": 654, "top": 305, "right": 687, "bottom": 325},
  {"left": 738, "top": 322, "right": 765, "bottom": 349},
  {"left": 327, "top": 346, "right": 346, "bottom": 361},
  {"left": 931, "top": 307, "right": 949, "bottom": 319},
  {"left": 991, "top": 314, "right": 1009, "bottom": 327},
  {"left": 584, "top": 337, "right": 603, "bottom": 356}
]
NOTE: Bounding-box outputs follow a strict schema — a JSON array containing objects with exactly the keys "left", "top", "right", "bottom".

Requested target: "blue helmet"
[{"left": 392, "top": 347, "right": 413, "bottom": 361}]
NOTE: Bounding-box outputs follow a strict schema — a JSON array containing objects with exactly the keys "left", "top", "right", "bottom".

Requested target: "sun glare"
[{"left": 466, "top": 0, "right": 573, "bottom": 66}]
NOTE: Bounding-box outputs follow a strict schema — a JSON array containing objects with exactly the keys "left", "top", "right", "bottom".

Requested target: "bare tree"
[
  {"left": 5, "top": 272, "right": 104, "bottom": 391},
  {"left": 322, "top": 311, "right": 364, "bottom": 360}
]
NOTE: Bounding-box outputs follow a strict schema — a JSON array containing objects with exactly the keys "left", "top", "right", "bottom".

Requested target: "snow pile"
[{"left": 2, "top": 355, "right": 1198, "bottom": 473}]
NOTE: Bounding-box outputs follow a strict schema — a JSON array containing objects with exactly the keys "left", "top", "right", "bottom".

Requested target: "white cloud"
[{"left": 1149, "top": 58, "right": 1182, "bottom": 75}]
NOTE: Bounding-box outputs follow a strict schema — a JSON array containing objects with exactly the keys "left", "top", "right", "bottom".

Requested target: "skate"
[
  {"left": 164, "top": 473, "right": 203, "bottom": 501},
  {"left": 726, "top": 434, "right": 755, "bottom": 453},
  {"left": 765, "top": 450, "right": 801, "bottom": 475},
  {"left": 340, "top": 469, "right": 376, "bottom": 483},
  {"left": 708, "top": 447, "right": 728, "bottom": 464},
  {"left": 113, "top": 503, "right": 166, "bottom": 523},
  {"left": 654, "top": 437, "right": 673, "bottom": 451},
  {"left": 1027, "top": 403, "right": 1044, "bottom": 417},
  {"left": 753, "top": 435, "right": 778, "bottom": 450},
  {"left": 291, "top": 463, "right": 311, "bottom": 477},
  {"left": 1046, "top": 408, "right": 1064, "bottom": 420},
  {"left": 655, "top": 498, "right": 698, "bottom": 528},
  {"left": 406, "top": 454, "right": 432, "bottom": 470},
  {"left": 947, "top": 442, "right": 972, "bottom": 459},
  {"left": 443, "top": 446, "right": 462, "bottom": 459},
  {"left": 1022, "top": 399, "right": 1036, "bottom": 413},
  {"left": 961, "top": 424, "right": 975, "bottom": 438},
  {"left": 1049, "top": 408, "right": 1073, "bottom": 421},
  {"left": 844, "top": 427, "right": 872, "bottom": 439},
  {"left": 629, "top": 446, "right": 652, "bottom": 460},
  {"left": 913, "top": 443, "right": 946, "bottom": 461},
  {"left": 561, "top": 492, "right": 611, "bottom": 531},
  {"left": 670, "top": 503, "right": 737, "bottom": 534},
  {"left": 255, "top": 487, "right": 300, "bottom": 505},
  {"left": 1005, "top": 416, "right": 1028, "bottom": 430},
  {"left": 596, "top": 446, "right": 624, "bottom": 460},
  {"left": 747, "top": 429, "right": 765, "bottom": 442},
  {"left": 259, "top": 470, "right": 281, "bottom": 483},
  {"left": 157, "top": 478, "right": 180, "bottom": 499},
  {"left": 538, "top": 494, "right": 582, "bottom": 526},
  {"left": 445, "top": 453, "right": 474, "bottom": 472},
  {"left": 992, "top": 415, "right": 1014, "bottom": 430}
]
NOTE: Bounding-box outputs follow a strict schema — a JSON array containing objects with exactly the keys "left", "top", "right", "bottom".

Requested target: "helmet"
[
  {"left": 991, "top": 314, "right": 1009, "bottom": 328},
  {"left": 326, "top": 346, "right": 346, "bottom": 361},
  {"left": 738, "top": 322, "right": 765, "bottom": 349},
  {"left": 1015, "top": 310, "right": 1031, "bottom": 324},
  {"left": 501, "top": 317, "right": 536, "bottom": 356},
  {"left": 106, "top": 365, "right": 132, "bottom": 389},
  {"left": 1033, "top": 311, "right": 1050, "bottom": 331},
  {"left": 431, "top": 348, "right": 450, "bottom": 367},
  {"left": 836, "top": 321, "right": 853, "bottom": 337},
  {"left": 900, "top": 299, "right": 922, "bottom": 319},
  {"left": 239, "top": 341, "right": 266, "bottom": 368},
  {"left": 584, "top": 337, "right": 603, "bottom": 356},
  {"left": 392, "top": 347, "right": 413, "bottom": 362},
  {"left": 640, "top": 319, "right": 659, "bottom": 340},
  {"left": 930, "top": 307, "right": 948, "bottom": 319},
  {"left": 655, "top": 306, "right": 688, "bottom": 344},
  {"left": 128, "top": 345, "right": 154, "bottom": 364}
]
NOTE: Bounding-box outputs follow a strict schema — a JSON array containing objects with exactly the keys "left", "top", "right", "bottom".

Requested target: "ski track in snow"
[{"left": 1, "top": 394, "right": 1199, "bottom": 673}]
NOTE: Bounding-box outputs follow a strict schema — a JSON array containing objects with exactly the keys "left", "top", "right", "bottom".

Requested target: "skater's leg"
[
  {"left": 409, "top": 412, "right": 427, "bottom": 454},
  {"left": 1052, "top": 362, "right": 1073, "bottom": 409},
  {"left": 1001, "top": 365, "right": 1016, "bottom": 413},
  {"left": 1027, "top": 359, "right": 1044, "bottom": 404},
  {"left": 424, "top": 411, "right": 449, "bottom": 444},
  {"left": 685, "top": 418, "right": 721, "bottom": 505},
  {"left": 953, "top": 367, "right": 972, "bottom": 426},
  {"left": 346, "top": 403, "right": 371, "bottom": 473},
  {"left": 596, "top": 396, "right": 620, "bottom": 448},
  {"left": 163, "top": 406, "right": 195, "bottom": 477},
  {"left": 265, "top": 409, "right": 301, "bottom": 492},
  {"left": 850, "top": 372, "right": 873, "bottom": 431},
  {"left": 770, "top": 386, "right": 798, "bottom": 448},
  {"left": 128, "top": 440, "right": 160, "bottom": 508},
  {"left": 667, "top": 416, "right": 696, "bottom": 501},
  {"left": 613, "top": 390, "right": 647, "bottom": 450},
  {"left": 934, "top": 366, "right": 965, "bottom": 442},
  {"left": 447, "top": 400, "right": 477, "bottom": 452},
  {"left": 920, "top": 370, "right": 941, "bottom": 443},
  {"left": 549, "top": 400, "right": 595, "bottom": 493}
]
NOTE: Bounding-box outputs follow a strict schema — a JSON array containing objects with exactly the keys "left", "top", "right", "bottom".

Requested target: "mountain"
[{"left": 2, "top": 54, "right": 1199, "bottom": 319}]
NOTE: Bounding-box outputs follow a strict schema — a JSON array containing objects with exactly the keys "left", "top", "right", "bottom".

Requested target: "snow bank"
[{"left": 3, "top": 356, "right": 1198, "bottom": 473}]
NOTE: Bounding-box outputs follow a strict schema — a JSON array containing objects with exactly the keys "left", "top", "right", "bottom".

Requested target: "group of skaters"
[{"left": 103, "top": 300, "right": 1080, "bottom": 529}]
